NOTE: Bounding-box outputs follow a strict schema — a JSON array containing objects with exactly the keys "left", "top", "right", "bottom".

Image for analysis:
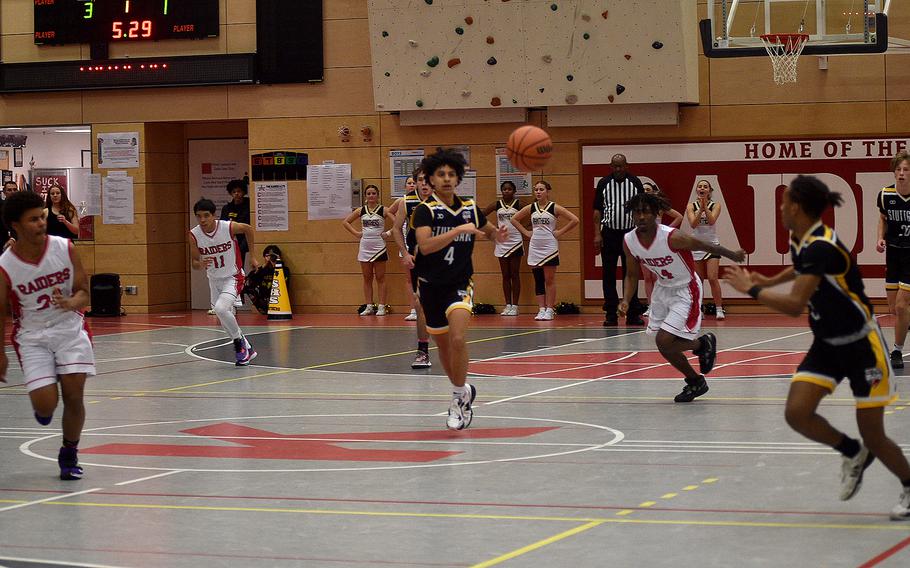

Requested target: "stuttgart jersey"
[
  {"left": 0, "top": 235, "right": 84, "bottom": 332},
  {"left": 412, "top": 194, "right": 487, "bottom": 285},
  {"left": 624, "top": 225, "right": 697, "bottom": 288},
  {"left": 403, "top": 191, "right": 425, "bottom": 253},
  {"left": 877, "top": 185, "right": 910, "bottom": 248},
  {"left": 791, "top": 221, "right": 874, "bottom": 341},
  {"left": 189, "top": 220, "right": 243, "bottom": 280}
]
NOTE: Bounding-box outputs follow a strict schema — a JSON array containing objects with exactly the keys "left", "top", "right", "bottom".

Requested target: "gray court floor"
[{"left": 1, "top": 316, "right": 910, "bottom": 567}]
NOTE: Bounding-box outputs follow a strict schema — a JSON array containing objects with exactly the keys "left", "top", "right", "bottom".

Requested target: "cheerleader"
[
  {"left": 511, "top": 181, "right": 579, "bottom": 321},
  {"left": 342, "top": 184, "right": 394, "bottom": 315},
  {"left": 641, "top": 182, "right": 683, "bottom": 317},
  {"left": 686, "top": 179, "right": 726, "bottom": 319},
  {"left": 482, "top": 181, "right": 525, "bottom": 315}
]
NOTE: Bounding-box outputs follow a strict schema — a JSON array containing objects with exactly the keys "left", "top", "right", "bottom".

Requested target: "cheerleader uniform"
[
  {"left": 494, "top": 199, "right": 523, "bottom": 258},
  {"left": 527, "top": 201, "right": 559, "bottom": 267},
  {"left": 692, "top": 201, "right": 720, "bottom": 261},
  {"left": 357, "top": 204, "right": 388, "bottom": 262}
]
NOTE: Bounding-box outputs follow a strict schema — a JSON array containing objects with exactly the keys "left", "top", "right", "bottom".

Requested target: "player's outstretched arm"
[
  {"left": 617, "top": 242, "right": 641, "bottom": 317},
  {"left": 669, "top": 230, "right": 745, "bottom": 263},
  {"left": 231, "top": 222, "right": 259, "bottom": 269},
  {"left": 725, "top": 265, "right": 819, "bottom": 317},
  {"left": 0, "top": 271, "right": 8, "bottom": 382}
]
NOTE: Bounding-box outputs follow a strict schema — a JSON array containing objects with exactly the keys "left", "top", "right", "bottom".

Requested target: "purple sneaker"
[
  {"left": 235, "top": 344, "right": 257, "bottom": 366},
  {"left": 58, "top": 447, "right": 83, "bottom": 480}
]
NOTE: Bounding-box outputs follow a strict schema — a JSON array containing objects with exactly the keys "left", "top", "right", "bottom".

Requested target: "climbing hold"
[
  {"left": 565, "top": 94, "right": 578, "bottom": 104},
  {"left": 416, "top": 100, "right": 424, "bottom": 107},
  {"left": 427, "top": 56, "right": 439, "bottom": 67},
  {"left": 566, "top": 74, "right": 574, "bottom": 81},
  {"left": 550, "top": 4, "right": 558, "bottom": 11},
  {"left": 542, "top": 54, "right": 552, "bottom": 63},
  {"left": 652, "top": 41, "right": 664, "bottom": 50},
  {"left": 465, "top": 16, "right": 474, "bottom": 25},
  {"left": 461, "top": 90, "right": 471, "bottom": 97},
  {"left": 381, "top": 31, "right": 389, "bottom": 37},
  {"left": 539, "top": 87, "right": 545, "bottom": 93},
  {"left": 512, "top": 98, "right": 518, "bottom": 104},
  {"left": 408, "top": 39, "right": 418, "bottom": 47},
  {"left": 455, "top": 27, "right": 464, "bottom": 35},
  {"left": 601, "top": 10, "right": 608, "bottom": 19},
  {"left": 447, "top": 58, "right": 461, "bottom": 68},
  {"left": 424, "top": 0, "right": 433, "bottom": 4},
  {"left": 581, "top": 14, "right": 591, "bottom": 22},
  {"left": 486, "top": 36, "right": 495, "bottom": 44},
  {"left": 420, "top": 70, "right": 431, "bottom": 78},
  {"left": 487, "top": 57, "right": 497, "bottom": 65},
  {"left": 491, "top": 97, "right": 502, "bottom": 107},
  {"left": 625, "top": 54, "right": 631, "bottom": 60},
  {"left": 384, "top": 71, "right": 390, "bottom": 77},
  {"left": 608, "top": 95, "right": 614, "bottom": 103},
  {"left": 616, "top": 84, "right": 625, "bottom": 95},
  {"left": 583, "top": 33, "right": 590, "bottom": 40}
]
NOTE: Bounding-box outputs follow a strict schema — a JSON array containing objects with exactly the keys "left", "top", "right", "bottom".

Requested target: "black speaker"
[
  {"left": 256, "top": 0, "right": 324, "bottom": 84},
  {"left": 88, "top": 273, "right": 122, "bottom": 317}
]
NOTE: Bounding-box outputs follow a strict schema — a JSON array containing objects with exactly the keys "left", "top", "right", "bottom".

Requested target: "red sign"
[{"left": 583, "top": 137, "right": 906, "bottom": 300}]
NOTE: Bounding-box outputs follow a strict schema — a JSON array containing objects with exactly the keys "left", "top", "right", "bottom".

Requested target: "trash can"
[{"left": 88, "top": 273, "right": 122, "bottom": 317}]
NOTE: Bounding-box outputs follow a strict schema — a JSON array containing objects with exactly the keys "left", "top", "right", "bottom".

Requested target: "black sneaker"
[
  {"left": 626, "top": 315, "right": 645, "bottom": 326},
  {"left": 603, "top": 315, "right": 618, "bottom": 326},
  {"left": 891, "top": 349, "right": 905, "bottom": 370},
  {"left": 674, "top": 376, "right": 709, "bottom": 403},
  {"left": 694, "top": 333, "right": 717, "bottom": 374}
]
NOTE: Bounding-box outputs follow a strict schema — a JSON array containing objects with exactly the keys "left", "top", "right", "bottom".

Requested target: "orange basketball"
[{"left": 505, "top": 125, "right": 553, "bottom": 172}]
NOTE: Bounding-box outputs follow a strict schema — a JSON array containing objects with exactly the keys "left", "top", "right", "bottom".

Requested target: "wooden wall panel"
[
  {"left": 710, "top": 102, "right": 887, "bottom": 138},
  {"left": 324, "top": 19, "right": 372, "bottom": 69},
  {"left": 84, "top": 88, "right": 231, "bottom": 124},
  {"left": 228, "top": 68, "right": 376, "bottom": 119},
  {"left": 0, "top": 92, "right": 84, "bottom": 126}
]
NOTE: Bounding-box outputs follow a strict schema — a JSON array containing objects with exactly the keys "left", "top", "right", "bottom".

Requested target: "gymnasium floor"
[{"left": 1, "top": 312, "right": 910, "bottom": 567}]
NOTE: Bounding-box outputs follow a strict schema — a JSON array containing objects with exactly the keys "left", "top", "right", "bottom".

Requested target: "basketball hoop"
[{"left": 760, "top": 33, "right": 809, "bottom": 85}]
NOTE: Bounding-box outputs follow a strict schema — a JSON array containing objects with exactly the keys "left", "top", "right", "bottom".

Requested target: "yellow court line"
[
  {"left": 703, "top": 478, "right": 719, "bottom": 484},
  {"left": 615, "top": 510, "right": 634, "bottom": 516},
  {"left": 469, "top": 521, "right": 604, "bottom": 568},
  {"left": 20, "top": 500, "right": 910, "bottom": 532},
  {"left": 162, "top": 329, "right": 549, "bottom": 393},
  {"left": 661, "top": 493, "right": 677, "bottom": 499},
  {"left": 639, "top": 501, "right": 657, "bottom": 507},
  {"left": 682, "top": 485, "right": 699, "bottom": 491}
]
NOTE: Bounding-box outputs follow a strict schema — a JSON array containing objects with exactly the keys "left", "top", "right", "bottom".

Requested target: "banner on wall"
[
  {"left": 582, "top": 137, "right": 909, "bottom": 301},
  {"left": 97, "top": 132, "right": 139, "bottom": 169}
]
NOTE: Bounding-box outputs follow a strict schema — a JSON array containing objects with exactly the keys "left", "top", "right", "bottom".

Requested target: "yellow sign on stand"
[{"left": 268, "top": 260, "right": 292, "bottom": 320}]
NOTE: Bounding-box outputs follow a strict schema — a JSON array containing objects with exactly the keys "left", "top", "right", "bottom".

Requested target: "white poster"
[
  {"left": 389, "top": 149, "right": 424, "bottom": 197},
  {"left": 254, "top": 182, "right": 289, "bottom": 231},
  {"left": 187, "top": 138, "right": 249, "bottom": 310},
  {"left": 306, "top": 163, "right": 352, "bottom": 220},
  {"left": 85, "top": 174, "right": 102, "bottom": 216},
  {"left": 495, "top": 148, "right": 533, "bottom": 196},
  {"left": 97, "top": 132, "right": 140, "bottom": 169},
  {"left": 102, "top": 172, "right": 134, "bottom": 224},
  {"left": 457, "top": 169, "right": 477, "bottom": 199}
]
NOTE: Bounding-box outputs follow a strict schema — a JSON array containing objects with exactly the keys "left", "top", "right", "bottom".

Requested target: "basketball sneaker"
[
  {"left": 509, "top": 305, "right": 519, "bottom": 316},
  {"left": 501, "top": 304, "right": 513, "bottom": 316},
  {"left": 890, "top": 487, "right": 910, "bottom": 520},
  {"left": 674, "top": 375, "right": 709, "bottom": 403},
  {"left": 541, "top": 308, "right": 555, "bottom": 321},
  {"left": 404, "top": 309, "right": 418, "bottom": 321},
  {"left": 360, "top": 304, "right": 375, "bottom": 316},
  {"left": 235, "top": 337, "right": 257, "bottom": 366},
  {"left": 716, "top": 307, "right": 726, "bottom": 320},
  {"left": 207, "top": 308, "right": 216, "bottom": 315},
  {"left": 411, "top": 351, "right": 431, "bottom": 369},
  {"left": 694, "top": 333, "right": 718, "bottom": 374},
  {"left": 446, "top": 384, "right": 477, "bottom": 431},
  {"left": 891, "top": 349, "right": 904, "bottom": 369},
  {"left": 534, "top": 308, "right": 547, "bottom": 321},
  {"left": 840, "top": 445, "right": 875, "bottom": 501},
  {"left": 34, "top": 411, "right": 53, "bottom": 426},
  {"left": 58, "top": 447, "right": 83, "bottom": 480},
  {"left": 376, "top": 304, "right": 387, "bottom": 316}
]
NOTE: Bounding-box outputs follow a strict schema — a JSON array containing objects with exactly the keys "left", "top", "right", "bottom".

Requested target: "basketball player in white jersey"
[
  {"left": 190, "top": 198, "right": 260, "bottom": 365},
  {"left": 0, "top": 191, "right": 95, "bottom": 479},
  {"left": 620, "top": 192, "right": 745, "bottom": 402}
]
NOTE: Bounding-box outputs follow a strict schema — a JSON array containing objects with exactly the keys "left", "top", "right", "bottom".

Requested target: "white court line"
[
  {"left": 95, "top": 351, "right": 189, "bottom": 363},
  {"left": 0, "top": 487, "right": 102, "bottom": 513},
  {"left": 184, "top": 326, "right": 311, "bottom": 364},
  {"left": 0, "top": 556, "right": 128, "bottom": 568},
  {"left": 482, "top": 329, "right": 813, "bottom": 407},
  {"left": 115, "top": 469, "right": 184, "bottom": 486},
  {"left": 472, "top": 329, "right": 648, "bottom": 363},
  {"left": 518, "top": 352, "right": 639, "bottom": 378}
]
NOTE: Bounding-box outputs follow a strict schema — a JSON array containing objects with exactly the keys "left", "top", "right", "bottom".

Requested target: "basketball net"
[{"left": 760, "top": 33, "right": 809, "bottom": 85}]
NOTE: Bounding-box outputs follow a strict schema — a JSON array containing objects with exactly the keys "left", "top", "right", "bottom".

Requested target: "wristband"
[{"left": 747, "top": 285, "right": 762, "bottom": 300}]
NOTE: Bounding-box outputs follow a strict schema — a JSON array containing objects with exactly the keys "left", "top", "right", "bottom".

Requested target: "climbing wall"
[{"left": 368, "top": 0, "right": 698, "bottom": 111}]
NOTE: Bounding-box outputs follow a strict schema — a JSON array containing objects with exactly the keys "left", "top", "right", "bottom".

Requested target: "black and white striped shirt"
[{"left": 593, "top": 174, "right": 644, "bottom": 230}]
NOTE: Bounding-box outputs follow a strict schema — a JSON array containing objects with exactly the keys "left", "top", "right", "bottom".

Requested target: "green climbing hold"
[
  {"left": 550, "top": 3, "right": 558, "bottom": 11},
  {"left": 583, "top": 32, "right": 590, "bottom": 40},
  {"left": 455, "top": 27, "right": 464, "bottom": 35},
  {"left": 416, "top": 100, "right": 424, "bottom": 107},
  {"left": 566, "top": 74, "right": 574, "bottom": 81},
  {"left": 384, "top": 72, "right": 390, "bottom": 77},
  {"left": 382, "top": 31, "right": 389, "bottom": 37},
  {"left": 427, "top": 56, "right": 440, "bottom": 67}
]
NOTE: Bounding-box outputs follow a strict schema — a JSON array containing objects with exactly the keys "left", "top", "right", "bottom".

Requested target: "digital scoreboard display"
[{"left": 34, "top": 0, "right": 220, "bottom": 45}]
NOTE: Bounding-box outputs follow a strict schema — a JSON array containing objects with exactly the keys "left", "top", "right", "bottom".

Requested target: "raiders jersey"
[
  {"left": 412, "top": 194, "right": 487, "bottom": 285},
  {"left": 791, "top": 221, "right": 874, "bottom": 342},
  {"left": 189, "top": 220, "right": 243, "bottom": 280},
  {"left": 877, "top": 185, "right": 910, "bottom": 248}
]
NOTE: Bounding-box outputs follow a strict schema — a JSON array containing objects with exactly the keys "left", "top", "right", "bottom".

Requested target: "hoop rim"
[{"left": 760, "top": 33, "right": 810, "bottom": 45}]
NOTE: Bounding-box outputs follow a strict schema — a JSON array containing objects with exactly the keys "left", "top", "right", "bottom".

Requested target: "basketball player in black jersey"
[
  {"left": 876, "top": 151, "right": 910, "bottom": 369},
  {"left": 412, "top": 148, "right": 507, "bottom": 430},
  {"left": 727, "top": 175, "right": 910, "bottom": 520},
  {"left": 389, "top": 167, "right": 433, "bottom": 368}
]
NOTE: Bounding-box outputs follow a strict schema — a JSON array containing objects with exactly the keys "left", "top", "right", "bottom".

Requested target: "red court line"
[{"left": 857, "top": 534, "right": 910, "bottom": 567}]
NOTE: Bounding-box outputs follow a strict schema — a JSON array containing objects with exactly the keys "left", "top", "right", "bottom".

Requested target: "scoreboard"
[{"left": 34, "top": 0, "right": 219, "bottom": 45}]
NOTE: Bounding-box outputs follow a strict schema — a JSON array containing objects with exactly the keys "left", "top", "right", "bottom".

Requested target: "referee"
[{"left": 593, "top": 154, "right": 644, "bottom": 326}]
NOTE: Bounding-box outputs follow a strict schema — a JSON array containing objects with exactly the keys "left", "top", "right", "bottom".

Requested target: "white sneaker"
[
  {"left": 541, "top": 308, "right": 555, "bottom": 321},
  {"left": 360, "top": 304, "right": 375, "bottom": 316},
  {"left": 404, "top": 309, "right": 418, "bottom": 321},
  {"left": 534, "top": 308, "right": 546, "bottom": 321},
  {"left": 376, "top": 305, "right": 387, "bottom": 316},
  {"left": 446, "top": 384, "right": 476, "bottom": 431},
  {"left": 840, "top": 445, "right": 874, "bottom": 501},
  {"left": 716, "top": 307, "right": 726, "bottom": 320},
  {"left": 509, "top": 305, "right": 519, "bottom": 316},
  {"left": 501, "top": 304, "right": 513, "bottom": 315},
  {"left": 891, "top": 487, "right": 910, "bottom": 520},
  {"left": 207, "top": 308, "right": 216, "bottom": 315},
  {"left": 643, "top": 307, "right": 651, "bottom": 318}
]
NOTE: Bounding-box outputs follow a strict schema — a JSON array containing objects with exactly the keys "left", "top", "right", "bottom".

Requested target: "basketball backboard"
[{"left": 700, "top": 0, "right": 908, "bottom": 57}]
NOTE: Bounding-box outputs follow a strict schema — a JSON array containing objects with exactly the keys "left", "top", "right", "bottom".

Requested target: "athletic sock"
[
  {"left": 452, "top": 385, "right": 468, "bottom": 398},
  {"left": 233, "top": 337, "right": 244, "bottom": 353},
  {"left": 895, "top": 344, "right": 904, "bottom": 352},
  {"left": 835, "top": 435, "right": 861, "bottom": 458},
  {"left": 418, "top": 341, "right": 429, "bottom": 354},
  {"left": 62, "top": 438, "right": 79, "bottom": 449}
]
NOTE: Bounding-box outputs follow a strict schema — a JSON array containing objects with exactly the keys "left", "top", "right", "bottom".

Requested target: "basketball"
[{"left": 505, "top": 125, "right": 553, "bottom": 172}]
